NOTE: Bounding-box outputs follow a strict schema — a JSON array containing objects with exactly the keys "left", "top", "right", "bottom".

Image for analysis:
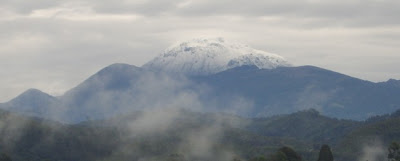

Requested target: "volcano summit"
[{"left": 143, "top": 38, "right": 291, "bottom": 75}]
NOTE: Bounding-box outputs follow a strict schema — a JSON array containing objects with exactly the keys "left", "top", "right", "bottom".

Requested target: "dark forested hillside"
[
  {"left": 2, "top": 108, "right": 399, "bottom": 161},
  {"left": 246, "top": 109, "right": 360, "bottom": 144},
  {"left": 336, "top": 111, "right": 400, "bottom": 161}
]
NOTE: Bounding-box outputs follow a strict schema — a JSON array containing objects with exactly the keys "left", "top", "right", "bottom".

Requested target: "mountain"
[
  {"left": 1, "top": 64, "right": 400, "bottom": 122},
  {"left": 0, "top": 63, "right": 199, "bottom": 123},
  {"left": 143, "top": 38, "right": 290, "bottom": 75},
  {"left": 1, "top": 39, "right": 400, "bottom": 122},
  {"left": 0, "top": 88, "right": 62, "bottom": 118},
  {"left": 57, "top": 64, "right": 400, "bottom": 121},
  {"left": 0, "top": 64, "right": 150, "bottom": 122},
  {"left": 1, "top": 38, "right": 400, "bottom": 161},
  {"left": 193, "top": 65, "right": 400, "bottom": 120},
  {"left": 381, "top": 79, "right": 400, "bottom": 88},
  {"left": 59, "top": 63, "right": 147, "bottom": 121}
]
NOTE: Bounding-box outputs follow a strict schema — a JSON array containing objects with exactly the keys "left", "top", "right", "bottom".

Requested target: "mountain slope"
[
  {"left": 58, "top": 63, "right": 205, "bottom": 122},
  {"left": 194, "top": 65, "right": 400, "bottom": 120},
  {"left": 1, "top": 64, "right": 400, "bottom": 122},
  {"left": 61, "top": 63, "right": 144, "bottom": 107},
  {"left": 335, "top": 109, "right": 400, "bottom": 161},
  {"left": 59, "top": 63, "right": 152, "bottom": 122},
  {"left": 0, "top": 64, "right": 153, "bottom": 123},
  {"left": 2, "top": 38, "right": 400, "bottom": 122},
  {"left": 246, "top": 109, "right": 360, "bottom": 144},
  {"left": 0, "top": 88, "right": 62, "bottom": 118},
  {"left": 143, "top": 38, "right": 290, "bottom": 75}
]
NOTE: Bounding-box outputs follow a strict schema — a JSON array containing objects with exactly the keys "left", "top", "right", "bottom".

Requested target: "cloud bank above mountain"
[{"left": 0, "top": 0, "right": 400, "bottom": 101}]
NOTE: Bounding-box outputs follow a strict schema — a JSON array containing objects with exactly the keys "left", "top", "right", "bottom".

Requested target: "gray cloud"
[
  {"left": 3, "top": 0, "right": 400, "bottom": 26},
  {"left": 0, "top": 0, "right": 400, "bottom": 101}
]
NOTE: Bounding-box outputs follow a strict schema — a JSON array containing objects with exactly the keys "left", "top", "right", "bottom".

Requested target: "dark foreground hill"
[{"left": 1, "top": 108, "right": 400, "bottom": 161}]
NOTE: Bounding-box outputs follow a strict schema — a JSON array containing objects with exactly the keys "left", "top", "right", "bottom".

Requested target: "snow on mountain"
[{"left": 142, "top": 38, "right": 291, "bottom": 75}]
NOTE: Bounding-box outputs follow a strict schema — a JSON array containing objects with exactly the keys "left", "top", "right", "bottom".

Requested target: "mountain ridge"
[
  {"left": 1, "top": 64, "right": 400, "bottom": 122},
  {"left": 1, "top": 37, "right": 400, "bottom": 122},
  {"left": 193, "top": 65, "right": 400, "bottom": 120},
  {"left": 0, "top": 88, "right": 62, "bottom": 118}
]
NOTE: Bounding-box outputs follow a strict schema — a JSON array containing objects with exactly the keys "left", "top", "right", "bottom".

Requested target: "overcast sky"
[{"left": 0, "top": 0, "right": 399, "bottom": 102}]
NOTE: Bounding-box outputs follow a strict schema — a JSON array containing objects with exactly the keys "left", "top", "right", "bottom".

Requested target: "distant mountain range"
[
  {"left": 1, "top": 63, "right": 399, "bottom": 123},
  {"left": 1, "top": 38, "right": 399, "bottom": 123}
]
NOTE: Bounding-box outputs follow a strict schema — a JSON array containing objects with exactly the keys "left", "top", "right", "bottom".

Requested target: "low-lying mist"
[
  {"left": 358, "top": 138, "right": 386, "bottom": 161},
  {"left": 54, "top": 67, "right": 256, "bottom": 123},
  {"left": 1, "top": 65, "right": 399, "bottom": 161},
  {"left": 0, "top": 69, "right": 254, "bottom": 161}
]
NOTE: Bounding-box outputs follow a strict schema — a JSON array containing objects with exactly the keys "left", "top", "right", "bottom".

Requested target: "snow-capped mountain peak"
[{"left": 142, "top": 38, "right": 291, "bottom": 75}]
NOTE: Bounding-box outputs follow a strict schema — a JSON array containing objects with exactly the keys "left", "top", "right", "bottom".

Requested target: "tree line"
[
  {"left": 246, "top": 142, "right": 400, "bottom": 161},
  {"left": 1, "top": 142, "right": 400, "bottom": 161}
]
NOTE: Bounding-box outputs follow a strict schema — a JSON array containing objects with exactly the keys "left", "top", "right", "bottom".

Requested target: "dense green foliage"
[
  {"left": 247, "top": 109, "right": 360, "bottom": 144},
  {"left": 278, "top": 147, "right": 302, "bottom": 161},
  {"left": 248, "top": 146, "right": 302, "bottom": 161},
  {"left": 389, "top": 142, "right": 400, "bottom": 161},
  {"left": 0, "top": 153, "right": 12, "bottom": 161},
  {"left": 317, "top": 145, "right": 333, "bottom": 161},
  {"left": 336, "top": 114, "right": 400, "bottom": 161}
]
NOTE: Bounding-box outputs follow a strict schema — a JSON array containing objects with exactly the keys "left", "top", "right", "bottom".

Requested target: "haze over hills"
[
  {"left": 1, "top": 38, "right": 400, "bottom": 123},
  {"left": 1, "top": 106, "right": 400, "bottom": 161}
]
